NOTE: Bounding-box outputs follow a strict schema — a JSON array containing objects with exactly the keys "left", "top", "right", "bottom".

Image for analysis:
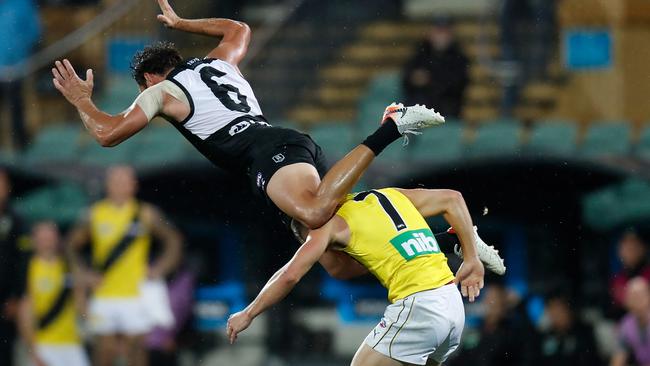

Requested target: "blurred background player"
[
  {"left": 228, "top": 188, "right": 485, "bottom": 366},
  {"left": 0, "top": 168, "right": 28, "bottom": 366},
  {"left": 66, "top": 165, "right": 182, "bottom": 366},
  {"left": 18, "top": 221, "right": 89, "bottom": 366},
  {"left": 51, "top": 0, "right": 445, "bottom": 232}
]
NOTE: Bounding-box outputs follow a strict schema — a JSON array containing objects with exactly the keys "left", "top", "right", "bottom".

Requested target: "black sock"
[{"left": 361, "top": 119, "right": 401, "bottom": 156}]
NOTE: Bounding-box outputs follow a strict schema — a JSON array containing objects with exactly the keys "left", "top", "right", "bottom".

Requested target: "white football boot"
[
  {"left": 452, "top": 226, "right": 506, "bottom": 275},
  {"left": 382, "top": 102, "right": 445, "bottom": 143}
]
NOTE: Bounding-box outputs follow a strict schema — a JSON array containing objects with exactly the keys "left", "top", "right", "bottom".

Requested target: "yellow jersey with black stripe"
[
  {"left": 27, "top": 256, "right": 80, "bottom": 345},
  {"left": 337, "top": 188, "right": 454, "bottom": 303},
  {"left": 90, "top": 199, "right": 150, "bottom": 298}
]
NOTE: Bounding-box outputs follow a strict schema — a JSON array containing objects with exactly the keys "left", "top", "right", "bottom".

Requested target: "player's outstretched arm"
[
  {"left": 397, "top": 188, "right": 484, "bottom": 301},
  {"left": 226, "top": 224, "right": 333, "bottom": 344},
  {"left": 145, "top": 205, "right": 183, "bottom": 279},
  {"left": 17, "top": 296, "right": 46, "bottom": 366},
  {"left": 156, "top": 0, "right": 251, "bottom": 66},
  {"left": 52, "top": 59, "right": 150, "bottom": 147}
]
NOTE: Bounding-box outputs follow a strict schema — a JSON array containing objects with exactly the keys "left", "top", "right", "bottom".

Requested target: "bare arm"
[
  {"left": 144, "top": 205, "right": 183, "bottom": 278},
  {"left": 226, "top": 223, "right": 334, "bottom": 343},
  {"left": 396, "top": 188, "right": 477, "bottom": 259},
  {"left": 318, "top": 250, "right": 368, "bottom": 280},
  {"left": 52, "top": 59, "right": 150, "bottom": 147},
  {"left": 156, "top": 0, "right": 251, "bottom": 65},
  {"left": 396, "top": 188, "right": 484, "bottom": 301},
  {"left": 65, "top": 214, "right": 91, "bottom": 275},
  {"left": 17, "top": 295, "right": 44, "bottom": 366}
]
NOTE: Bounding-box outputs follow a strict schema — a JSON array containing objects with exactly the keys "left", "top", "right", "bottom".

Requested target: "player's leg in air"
[
  {"left": 266, "top": 103, "right": 443, "bottom": 229},
  {"left": 51, "top": 0, "right": 444, "bottom": 230}
]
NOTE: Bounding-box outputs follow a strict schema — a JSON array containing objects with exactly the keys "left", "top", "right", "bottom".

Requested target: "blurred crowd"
[
  {"left": 1, "top": 163, "right": 650, "bottom": 366},
  {"left": 0, "top": 167, "right": 194, "bottom": 366}
]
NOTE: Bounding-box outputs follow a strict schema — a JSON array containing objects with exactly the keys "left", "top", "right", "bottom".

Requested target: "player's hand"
[
  {"left": 52, "top": 59, "right": 94, "bottom": 107},
  {"left": 226, "top": 310, "right": 253, "bottom": 344},
  {"left": 453, "top": 257, "right": 484, "bottom": 302},
  {"left": 157, "top": 0, "right": 181, "bottom": 28}
]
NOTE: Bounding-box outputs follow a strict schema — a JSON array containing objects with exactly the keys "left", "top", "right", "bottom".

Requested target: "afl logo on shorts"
[{"left": 272, "top": 153, "right": 285, "bottom": 163}]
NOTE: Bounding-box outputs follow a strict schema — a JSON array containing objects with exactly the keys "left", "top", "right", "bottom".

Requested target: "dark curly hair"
[{"left": 130, "top": 41, "right": 183, "bottom": 87}]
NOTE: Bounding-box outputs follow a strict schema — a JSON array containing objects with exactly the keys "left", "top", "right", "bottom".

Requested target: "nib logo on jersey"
[{"left": 390, "top": 228, "right": 441, "bottom": 261}]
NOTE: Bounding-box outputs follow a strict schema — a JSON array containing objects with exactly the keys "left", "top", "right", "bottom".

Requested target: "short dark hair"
[{"left": 130, "top": 41, "right": 183, "bottom": 87}]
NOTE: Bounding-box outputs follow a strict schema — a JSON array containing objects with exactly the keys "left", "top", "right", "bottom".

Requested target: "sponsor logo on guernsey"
[
  {"left": 229, "top": 121, "right": 251, "bottom": 136},
  {"left": 272, "top": 153, "right": 285, "bottom": 163},
  {"left": 389, "top": 228, "right": 441, "bottom": 261}
]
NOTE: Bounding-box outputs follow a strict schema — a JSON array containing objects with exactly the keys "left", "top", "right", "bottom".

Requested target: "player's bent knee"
[{"left": 299, "top": 206, "right": 333, "bottom": 230}]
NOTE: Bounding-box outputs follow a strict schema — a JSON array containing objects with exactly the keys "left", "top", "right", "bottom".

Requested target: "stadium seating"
[
  {"left": 411, "top": 122, "right": 464, "bottom": 162},
  {"left": 133, "top": 126, "right": 187, "bottom": 167},
  {"left": 23, "top": 124, "right": 82, "bottom": 164},
  {"left": 527, "top": 120, "right": 578, "bottom": 155},
  {"left": 308, "top": 122, "right": 355, "bottom": 161},
  {"left": 80, "top": 136, "right": 138, "bottom": 166},
  {"left": 466, "top": 119, "right": 522, "bottom": 158},
  {"left": 636, "top": 125, "right": 650, "bottom": 160},
  {"left": 14, "top": 182, "right": 88, "bottom": 225},
  {"left": 580, "top": 121, "right": 631, "bottom": 157}
]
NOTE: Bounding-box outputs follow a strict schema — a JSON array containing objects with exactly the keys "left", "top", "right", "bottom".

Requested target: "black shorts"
[
  {"left": 247, "top": 128, "right": 329, "bottom": 202},
  {"left": 175, "top": 116, "right": 329, "bottom": 205}
]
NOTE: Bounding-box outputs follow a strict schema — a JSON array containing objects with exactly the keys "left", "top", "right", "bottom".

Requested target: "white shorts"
[
  {"left": 364, "top": 284, "right": 465, "bottom": 365},
  {"left": 36, "top": 344, "right": 90, "bottom": 366},
  {"left": 88, "top": 297, "right": 152, "bottom": 335}
]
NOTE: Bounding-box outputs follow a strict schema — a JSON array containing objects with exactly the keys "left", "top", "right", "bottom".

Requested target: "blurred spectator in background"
[
  {"left": 534, "top": 292, "right": 601, "bottom": 365},
  {"left": 146, "top": 265, "right": 196, "bottom": 366},
  {"left": 609, "top": 230, "right": 650, "bottom": 319},
  {"left": 18, "top": 221, "right": 90, "bottom": 366},
  {"left": 401, "top": 17, "right": 468, "bottom": 119},
  {"left": 0, "top": 0, "right": 41, "bottom": 148},
  {"left": 0, "top": 169, "right": 27, "bottom": 366},
  {"left": 66, "top": 165, "right": 182, "bottom": 366},
  {"left": 611, "top": 277, "right": 650, "bottom": 366},
  {"left": 449, "top": 284, "right": 535, "bottom": 366},
  {"left": 499, "top": 0, "right": 556, "bottom": 116}
]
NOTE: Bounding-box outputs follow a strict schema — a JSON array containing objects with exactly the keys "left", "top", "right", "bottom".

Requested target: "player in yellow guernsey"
[
  {"left": 227, "top": 188, "right": 486, "bottom": 365},
  {"left": 18, "top": 221, "right": 90, "bottom": 366},
  {"left": 66, "top": 165, "right": 182, "bottom": 366}
]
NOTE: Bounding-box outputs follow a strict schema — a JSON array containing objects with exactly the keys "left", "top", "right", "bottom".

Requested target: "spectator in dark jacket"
[
  {"left": 449, "top": 284, "right": 536, "bottom": 366},
  {"left": 401, "top": 18, "right": 469, "bottom": 119},
  {"left": 534, "top": 293, "right": 601, "bottom": 365}
]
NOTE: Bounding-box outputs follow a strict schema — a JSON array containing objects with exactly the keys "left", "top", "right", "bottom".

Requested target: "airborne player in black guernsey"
[{"left": 51, "top": 0, "right": 445, "bottom": 231}]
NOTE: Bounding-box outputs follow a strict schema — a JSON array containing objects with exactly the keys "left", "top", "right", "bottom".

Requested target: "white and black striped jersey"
[{"left": 166, "top": 57, "right": 265, "bottom": 139}]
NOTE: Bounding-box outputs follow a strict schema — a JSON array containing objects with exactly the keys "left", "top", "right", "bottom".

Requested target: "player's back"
[
  {"left": 166, "top": 57, "right": 265, "bottom": 140},
  {"left": 337, "top": 188, "right": 454, "bottom": 303}
]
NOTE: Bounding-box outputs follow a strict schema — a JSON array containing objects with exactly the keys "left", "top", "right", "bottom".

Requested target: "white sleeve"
[
  {"left": 133, "top": 83, "right": 165, "bottom": 121},
  {"left": 132, "top": 80, "right": 188, "bottom": 121}
]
